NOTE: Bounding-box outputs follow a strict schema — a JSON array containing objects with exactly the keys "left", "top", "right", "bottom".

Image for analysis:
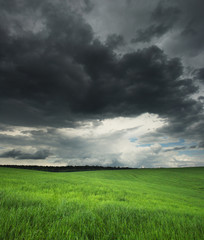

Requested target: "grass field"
[{"left": 0, "top": 167, "right": 203, "bottom": 240}]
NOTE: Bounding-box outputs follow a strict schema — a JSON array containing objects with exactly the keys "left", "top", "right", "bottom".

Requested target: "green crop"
[{"left": 0, "top": 167, "right": 203, "bottom": 240}]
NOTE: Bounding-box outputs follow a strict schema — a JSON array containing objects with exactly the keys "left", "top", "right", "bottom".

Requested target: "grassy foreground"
[{"left": 0, "top": 167, "right": 203, "bottom": 240}]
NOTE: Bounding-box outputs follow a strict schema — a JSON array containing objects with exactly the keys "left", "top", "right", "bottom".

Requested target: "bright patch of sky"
[
  {"left": 178, "top": 150, "right": 204, "bottom": 156},
  {"left": 160, "top": 139, "right": 185, "bottom": 147},
  {"left": 129, "top": 137, "right": 138, "bottom": 142},
  {"left": 0, "top": 113, "right": 203, "bottom": 168},
  {"left": 58, "top": 113, "right": 167, "bottom": 139}
]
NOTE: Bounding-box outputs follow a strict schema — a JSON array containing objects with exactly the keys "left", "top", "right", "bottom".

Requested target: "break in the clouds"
[{"left": 0, "top": 0, "right": 203, "bottom": 168}]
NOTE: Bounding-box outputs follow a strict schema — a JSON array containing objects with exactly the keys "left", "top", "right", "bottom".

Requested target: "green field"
[{"left": 0, "top": 167, "right": 203, "bottom": 240}]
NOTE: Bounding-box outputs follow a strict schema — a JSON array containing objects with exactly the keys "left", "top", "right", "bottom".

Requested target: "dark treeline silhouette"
[{"left": 0, "top": 165, "right": 133, "bottom": 172}]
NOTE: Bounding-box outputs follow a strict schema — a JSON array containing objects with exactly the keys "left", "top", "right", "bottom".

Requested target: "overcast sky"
[{"left": 0, "top": 0, "right": 203, "bottom": 168}]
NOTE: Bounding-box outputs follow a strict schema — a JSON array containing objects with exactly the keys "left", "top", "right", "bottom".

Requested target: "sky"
[{"left": 0, "top": 0, "right": 204, "bottom": 168}]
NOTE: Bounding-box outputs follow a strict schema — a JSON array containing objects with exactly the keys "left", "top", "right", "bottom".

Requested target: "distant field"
[{"left": 0, "top": 167, "right": 203, "bottom": 240}]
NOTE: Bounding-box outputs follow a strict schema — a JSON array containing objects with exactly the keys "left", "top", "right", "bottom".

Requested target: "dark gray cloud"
[
  {"left": 164, "top": 147, "right": 186, "bottom": 152},
  {"left": 85, "top": 0, "right": 204, "bottom": 67},
  {"left": 132, "top": 0, "right": 204, "bottom": 58},
  {"left": 132, "top": 25, "right": 171, "bottom": 44},
  {"left": 164, "top": 146, "right": 198, "bottom": 152},
  {"left": 190, "top": 145, "right": 197, "bottom": 149},
  {"left": 83, "top": 0, "right": 94, "bottom": 12},
  {"left": 194, "top": 68, "right": 204, "bottom": 83},
  {"left": 132, "top": 1, "right": 180, "bottom": 43},
  {"left": 105, "top": 34, "right": 125, "bottom": 49},
  {"left": 0, "top": 149, "right": 50, "bottom": 160},
  {"left": 161, "top": 0, "right": 204, "bottom": 59},
  {"left": 0, "top": 0, "right": 203, "bottom": 156},
  {"left": 199, "top": 142, "right": 204, "bottom": 148}
]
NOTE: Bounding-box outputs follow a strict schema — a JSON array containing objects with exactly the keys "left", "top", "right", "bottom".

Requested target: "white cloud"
[
  {"left": 0, "top": 113, "right": 203, "bottom": 168},
  {"left": 57, "top": 113, "right": 166, "bottom": 139}
]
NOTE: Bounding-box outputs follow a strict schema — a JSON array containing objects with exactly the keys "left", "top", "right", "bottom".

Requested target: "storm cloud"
[
  {"left": 132, "top": 1, "right": 181, "bottom": 43},
  {"left": 0, "top": 149, "right": 50, "bottom": 160},
  {"left": 0, "top": 1, "right": 201, "bottom": 124},
  {"left": 195, "top": 68, "right": 204, "bottom": 83},
  {"left": 0, "top": 0, "right": 203, "bottom": 167}
]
